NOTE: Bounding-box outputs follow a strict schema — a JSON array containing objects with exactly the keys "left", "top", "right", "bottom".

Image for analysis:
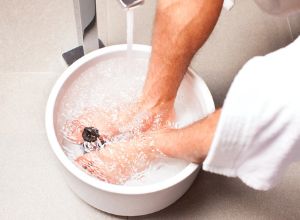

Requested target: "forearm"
[
  {"left": 155, "top": 109, "right": 221, "bottom": 163},
  {"left": 142, "top": 0, "right": 223, "bottom": 106}
]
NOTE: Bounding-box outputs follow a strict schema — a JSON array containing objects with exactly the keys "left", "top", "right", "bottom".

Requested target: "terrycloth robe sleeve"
[{"left": 203, "top": 37, "right": 300, "bottom": 190}]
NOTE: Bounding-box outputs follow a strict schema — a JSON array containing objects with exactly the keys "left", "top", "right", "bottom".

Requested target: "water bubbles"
[{"left": 58, "top": 56, "right": 189, "bottom": 185}]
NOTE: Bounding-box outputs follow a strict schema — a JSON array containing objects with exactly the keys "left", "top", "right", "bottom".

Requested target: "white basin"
[{"left": 45, "top": 44, "right": 215, "bottom": 216}]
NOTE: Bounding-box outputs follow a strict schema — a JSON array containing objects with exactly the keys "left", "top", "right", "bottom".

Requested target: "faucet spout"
[{"left": 118, "top": 0, "right": 144, "bottom": 9}]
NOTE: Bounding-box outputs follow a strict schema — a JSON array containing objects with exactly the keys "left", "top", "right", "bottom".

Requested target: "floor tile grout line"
[
  {"left": 286, "top": 16, "right": 294, "bottom": 40},
  {"left": 0, "top": 131, "right": 46, "bottom": 134},
  {"left": 106, "top": 0, "right": 110, "bottom": 45},
  {"left": 0, "top": 71, "right": 60, "bottom": 75}
]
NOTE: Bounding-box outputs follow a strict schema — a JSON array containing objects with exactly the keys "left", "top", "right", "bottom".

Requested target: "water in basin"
[
  {"left": 55, "top": 9, "right": 206, "bottom": 186},
  {"left": 56, "top": 53, "right": 209, "bottom": 186}
]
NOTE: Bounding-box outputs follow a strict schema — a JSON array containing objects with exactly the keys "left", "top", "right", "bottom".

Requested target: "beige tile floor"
[
  {"left": 1, "top": 0, "right": 300, "bottom": 219},
  {"left": 0, "top": 0, "right": 78, "bottom": 73}
]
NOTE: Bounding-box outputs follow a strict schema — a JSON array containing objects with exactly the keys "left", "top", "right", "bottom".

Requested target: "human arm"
[
  {"left": 64, "top": 0, "right": 224, "bottom": 143},
  {"left": 153, "top": 109, "right": 221, "bottom": 163},
  {"left": 75, "top": 109, "right": 221, "bottom": 184},
  {"left": 141, "top": 0, "right": 224, "bottom": 109}
]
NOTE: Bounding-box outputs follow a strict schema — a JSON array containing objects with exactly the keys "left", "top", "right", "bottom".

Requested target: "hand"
[
  {"left": 63, "top": 107, "right": 119, "bottom": 144},
  {"left": 63, "top": 99, "right": 175, "bottom": 144},
  {"left": 75, "top": 108, "right": 220, "bottom": 184}
]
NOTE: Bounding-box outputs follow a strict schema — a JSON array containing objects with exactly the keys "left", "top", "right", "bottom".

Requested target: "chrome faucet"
[{"left": 118, "top": 0, "right": 144, "bottom": 9}]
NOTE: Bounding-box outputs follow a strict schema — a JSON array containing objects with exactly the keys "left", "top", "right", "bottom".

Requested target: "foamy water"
[
  {"left": 56, "top": 8, "right": 205, "bottom": 186},
  {"left": 57, "top": 55, "right": 207, "bottom": 185}
]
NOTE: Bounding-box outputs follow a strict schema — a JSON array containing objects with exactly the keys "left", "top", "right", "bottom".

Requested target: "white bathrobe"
[{"left": 203, "top": 36, "right": 300, "bottom": 190}]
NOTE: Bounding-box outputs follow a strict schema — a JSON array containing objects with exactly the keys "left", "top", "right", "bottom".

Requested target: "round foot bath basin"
[{"left": 45, "top": 44, "right": 215, "bottom": 216}]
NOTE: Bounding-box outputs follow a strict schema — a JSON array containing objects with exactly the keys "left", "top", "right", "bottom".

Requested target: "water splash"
[{"left": 57, "top": 53, "right": 205, "bottom": 185}]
